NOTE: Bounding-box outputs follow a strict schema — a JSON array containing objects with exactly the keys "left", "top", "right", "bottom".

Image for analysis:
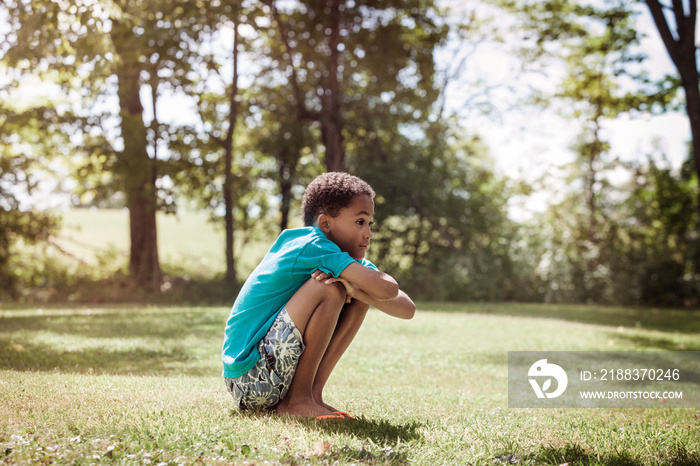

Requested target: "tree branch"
[
  {"left": 263, "top": 0, "right": 320, "bottom": 121},
  {"left": 645, "top": 0, "right": 682, "bottom": 68},
  {"left": 46, "top": 237, "right": 89, "bottom": 265}
]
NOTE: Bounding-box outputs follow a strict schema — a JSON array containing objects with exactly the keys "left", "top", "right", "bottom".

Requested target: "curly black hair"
[{"left": 301, "top": 172, "right": 376, "bottom": 226}]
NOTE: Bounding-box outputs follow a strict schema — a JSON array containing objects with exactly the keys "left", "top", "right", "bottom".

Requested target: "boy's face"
[{"left": 321, "top": 194, "right": 375, "bottom": 260}]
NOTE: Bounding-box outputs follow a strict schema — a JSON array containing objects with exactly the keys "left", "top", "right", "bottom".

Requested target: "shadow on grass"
[
  {"left": 501, "top": 442, "right": 700, "bottom": 466},
  {"left": 303, "top": 417, "right": 424, "bottom": 465},
  {"left": 229, "top": 409, "right": 424, "bottom": 464},
  {"left": 421, "top": 302, "right": 700, "bottom": 334},
  {"left": 0, "top": 307, "right": 226, "bottom": 375},
  {"left": 0, "top": 340, "right": 213, "bottom": 376},
  {"left": 614, "top": 332, "right": 700, "bottom": 351},
  {"left": 0, "top": 307, "right": 225, "bottom": 340},
  {"left": 313, "top": 416, "right": 423, "bottom": 442}
]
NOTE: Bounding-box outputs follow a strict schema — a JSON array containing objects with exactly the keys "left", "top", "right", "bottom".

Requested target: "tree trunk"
[
  {"left": 114, "top": 47, "right": 161, "bottom": 290},
  {"left": 224, "top": 143, "right": 235, "bottom": 284},
  {"left": 267, "top": 0, "right": 345, "bottom": 172},
  {"left": 128, "top": 186, "right": 160, "bottom": 289},
  {"left": 645, "top": 0, "right": 699, "bottom": 195},
  {"left": 321, "top": 118, "right": 345, "bottom": 172},
  {"left": 587, "top": 116, "right": 603, "bottom": 244},
  {"left": 673, "top": 24, "right": 700, "bottom": 199},
  {"left": 645, "top": 0, "right": 700, "bottom": 295},
  {"left": 224, "top": 19, "right": 240, "bottom": 284},
  {"left": 278, "top": 146, "right": 295, "bottom": 231},
  {"left": 678, "top": 61, "right": 700, "bottom": 204},
  {"left": 320, "top": 0, "right": 345, "bottom": 172}
]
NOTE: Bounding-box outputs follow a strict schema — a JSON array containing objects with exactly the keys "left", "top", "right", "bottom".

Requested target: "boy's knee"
[
  {"left": 325, "top": 281, "right": 348, "bottom": 305},
  {"left": 309, "top": 277, "right": 346, "bottom": 305}
]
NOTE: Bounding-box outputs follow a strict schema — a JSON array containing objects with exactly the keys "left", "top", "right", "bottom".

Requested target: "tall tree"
[
  {"left": 222, "top": 14, "right": 241, "bottom": 284},
  {"left": 1, "top": 0, "right": 218, "bottom": 289},
  {"left": 261, "top": 0, "right": 446, "bottom": 173},
  {"left": 167, "top": 2, "right": 279, "bottom": 281},
  {"left": 498, "top": 0, "right": 692, "bottom": 299},
  {"left": 111, "top": 11, "right": 161, "bottom": 289},
  {"left": 644, "top": 0, "right": 700, "bottom": 285},
  {"left": 554, "top": 2, "right": 646, "bottom": 297}
]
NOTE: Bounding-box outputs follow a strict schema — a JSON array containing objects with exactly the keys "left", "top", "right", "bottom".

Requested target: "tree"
[
  {"left": 260, "top": 0, "right": 446, "bottom": 172},
  {"left": 645, "top": 0, "right": 699, "bottom": 184},
  {"left": 625, "top": 155, "right": 699, "bottom": 306},
  {"left": 497, "top": 0, "right": 696, "bottom": 302},
  {"left": 161, "top": 2, "right": 286, "bottom": 284},
  {"left": 110, "top": 12, "right": 162, "bottom": 289},
  {"left": 0, "top": 105, "right": 61, "bottom": 299},
  {"left": 1, "top": 0, "right": 222, "bottom": 289},
  {"left": 351, "top": 120, "right": 528, "bottom": 301},
  {"left": 531, "top": 148, "right": 699, "bottom": 306},
  {"left": 644, "top": 0, "right": 700, "bottom": 290},
  {"left": 553, "top": 2, "right": 648, "bottom": 296}
]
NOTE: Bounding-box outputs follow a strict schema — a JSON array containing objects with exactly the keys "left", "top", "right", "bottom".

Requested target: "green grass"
[
  {"left": 53, "top": 209, "right": 270, "bottom": 278},
  {"left": 1, "top": 303, "right": 699, "bottom": 465}
]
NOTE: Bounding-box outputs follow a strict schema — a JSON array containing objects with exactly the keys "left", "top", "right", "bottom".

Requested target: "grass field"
[
  {"left": 1, "top": 302, "right": 699, "bottom": 465},
  {"left": 53, "top": 209, "right": 271, "bottom": 278}
]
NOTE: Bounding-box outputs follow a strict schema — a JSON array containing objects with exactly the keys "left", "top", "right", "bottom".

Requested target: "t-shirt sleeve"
[
  {"left": 360, "top": 258, "right": 379, "bottom": 272},
  {"left": 293, "top": 238, "right": 357, "bottom": 278}
]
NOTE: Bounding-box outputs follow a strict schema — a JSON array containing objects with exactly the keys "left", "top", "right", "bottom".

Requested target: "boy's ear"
[{"left": 317, "top": 214, "right": 331, "bottom": 233}]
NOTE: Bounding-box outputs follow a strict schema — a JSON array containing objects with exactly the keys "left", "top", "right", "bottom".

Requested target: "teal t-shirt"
[{"left": 221, "top": 226, "right": 378, "bottom": 378}]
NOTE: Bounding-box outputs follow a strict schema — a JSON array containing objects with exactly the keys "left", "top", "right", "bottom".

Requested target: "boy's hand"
[{"left": 311, "top": 270, "right": 355, "bottom": 303}]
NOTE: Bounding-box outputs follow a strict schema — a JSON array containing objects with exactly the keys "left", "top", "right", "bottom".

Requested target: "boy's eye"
[{"left": 357, "top": 220, "right": 375, "bottom": 227}]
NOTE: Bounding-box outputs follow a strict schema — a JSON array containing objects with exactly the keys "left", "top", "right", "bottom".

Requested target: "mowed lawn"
[
  {"left": 1, "top": 303, "right": 699, "bottom": 465},
  {"left": 52, "top": 209, "right": 277, "bottom": 278}
]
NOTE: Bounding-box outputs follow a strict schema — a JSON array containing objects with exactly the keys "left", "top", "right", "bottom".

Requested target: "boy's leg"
[
  {"left": 312, "top": 298, "right": 370, "bottom": 412},
  {"left": 276, "top": 277, "right": 347, "bottom": 418}
]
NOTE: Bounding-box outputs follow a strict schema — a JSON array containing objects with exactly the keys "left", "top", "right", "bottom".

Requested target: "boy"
[{"left": 222, "top": 172, "right": 415, "bottom": 419}]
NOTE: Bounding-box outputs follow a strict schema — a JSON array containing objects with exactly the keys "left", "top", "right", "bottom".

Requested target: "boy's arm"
[
  {"left": 338, "top": 262, "right": 399, "bottom": 301},
  {"left": 312, "top": 268, "right": 415, "bottom": 319},
  {"left": 349, "top": 287, "right": 415, "bottom": 320}
]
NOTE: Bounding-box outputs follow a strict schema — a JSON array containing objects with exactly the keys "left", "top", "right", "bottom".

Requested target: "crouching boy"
[{"left": 221, "top": 172, "right": 415, "bottom": 419}]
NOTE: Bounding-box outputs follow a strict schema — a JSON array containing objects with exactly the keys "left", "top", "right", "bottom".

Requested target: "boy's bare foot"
[
  {"left": 311, "top": 390, "right": 337, "bottom": 412},
  {"left": 275, "top": 399, "right": 336, "bottom": 419},
  {"left": 317, "top": 399, "right": 339, "bottom": 413},
  {"left": 314, "top": 398, "right": 354, "bottom": 419}
]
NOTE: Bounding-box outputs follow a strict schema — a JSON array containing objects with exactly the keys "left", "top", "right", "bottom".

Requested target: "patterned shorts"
[{"left": 225, "top": 307, "right": 305, "bottom": 411}]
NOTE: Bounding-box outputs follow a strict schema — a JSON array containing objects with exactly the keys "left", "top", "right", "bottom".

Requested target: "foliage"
[
  {"left": 354, "top": 120, "right": 537, "bottom": 301},
  {"left": 494, "top": 0, "right": 698, "bottom": 307},
  {"left": 0, "top": 212, "right": 58, "bottom": 301},
  {"left": 0, "top": 103, "right": 63, "bottom": 300},
  {"left": 1, "top": 0, "right": 254, "bottom": 288},
  {"left": 256, "top": 0, "right": 447, "bottom": 172},
  {"left": 622, "top": 157, "right": 700, "bottom": 306},
  {"left": 532, "top": 155, "right": 699, "bottom": 307}
]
